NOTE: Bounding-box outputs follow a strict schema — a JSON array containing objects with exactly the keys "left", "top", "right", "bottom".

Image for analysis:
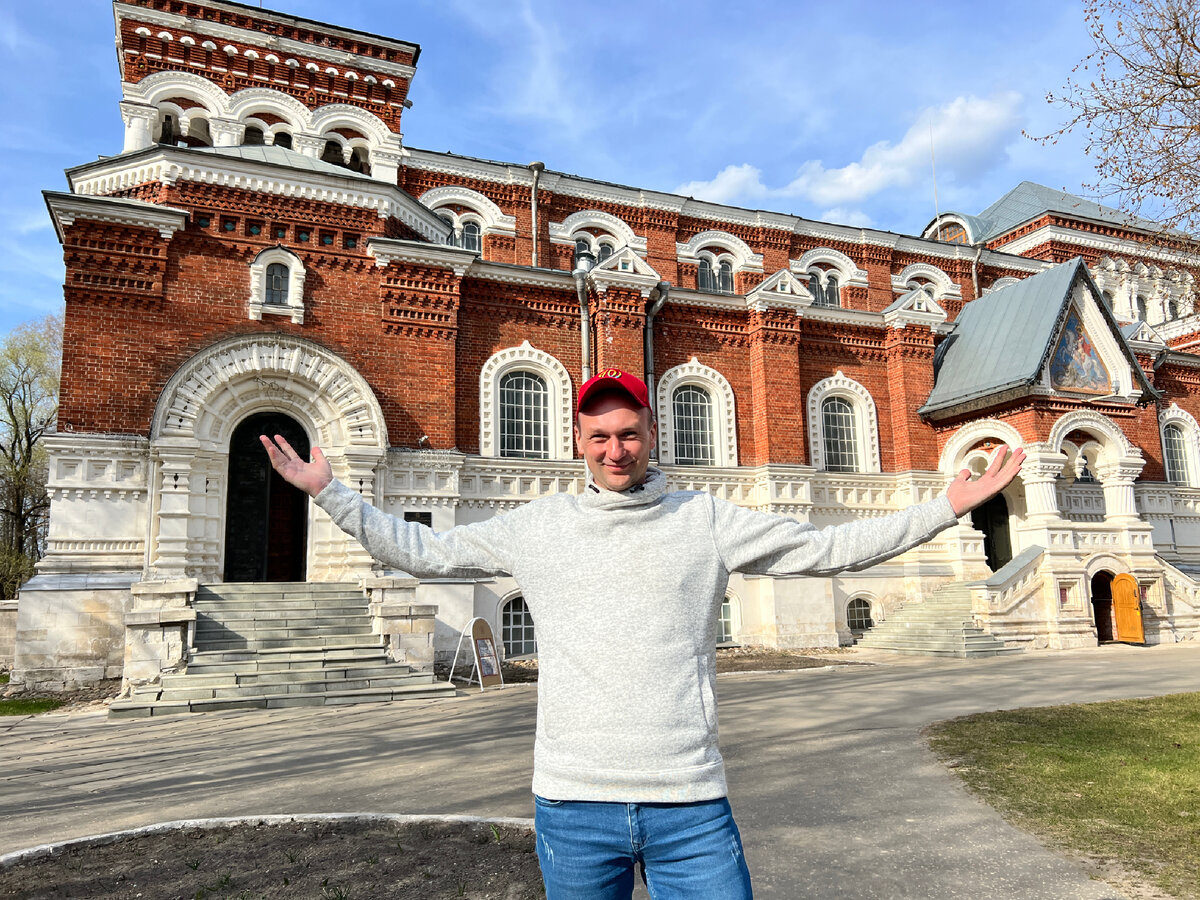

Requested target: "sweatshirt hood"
[{"left": 577, "top": 466, "right": 667, "bottom": 510}]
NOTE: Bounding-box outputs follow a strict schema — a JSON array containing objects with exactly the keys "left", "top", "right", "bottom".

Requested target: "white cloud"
[
  {"left": 674, "top": 93, "right": 1023, "bottom": 211},
  {"left": 819, "top": 208, "right": 876, "bottom": 229}
]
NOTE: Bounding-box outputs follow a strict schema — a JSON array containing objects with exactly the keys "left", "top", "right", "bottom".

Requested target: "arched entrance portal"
[
  {"left": 1090, "top": 570, "right": 1115, "bottom": 643},
  {"left": 223, "top": 412, "right": 310, "bottom": 582},
  {"left": 971, "top": 493, "right": 1013, "bottom": 571}
]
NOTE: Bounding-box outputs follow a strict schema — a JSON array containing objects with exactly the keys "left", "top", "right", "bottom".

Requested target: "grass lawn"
[
  {"left": 0, "top": 697, "right": 65, "bottom": 716},
  {"left": 927, "top": 692, "right": 1200, "bottom": 899}
]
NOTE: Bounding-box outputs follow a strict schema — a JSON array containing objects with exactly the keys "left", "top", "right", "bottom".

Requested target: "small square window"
[
  {"left": 274, "top": 226, "right": 287, "bottom": 240},
  {"left": 320, "top": 232, "right": 335, "bottom": 246},
  {"left": 297, "top": 230, "right": 310, "bottom": 242},
  {"left": 403, "top": 511, "right": 433, "bottom": 528},
  {"left": 247, "top": 222, "right": 263, "bottom": 236},
  {"left": 344, "top": 234, "right": 358, "bottom": 250},
  {"left": 222, "top": 219, "right": 237, "bottom": 232},
  {"left": 195, "top": 214, "right": 211, "bottom": 228}
]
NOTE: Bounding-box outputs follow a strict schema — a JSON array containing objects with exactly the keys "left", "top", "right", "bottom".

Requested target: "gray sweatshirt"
[{"left": 315, "top": 468, "right": 957, "bottom": 803}]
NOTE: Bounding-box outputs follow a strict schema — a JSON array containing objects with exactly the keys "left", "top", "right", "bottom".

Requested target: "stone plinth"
[
  {"left": 361, "top": 576, "right": 436, "bottom": 670},
  {"left": 122, "top": 579, "right": 197, "bottom": 692}
]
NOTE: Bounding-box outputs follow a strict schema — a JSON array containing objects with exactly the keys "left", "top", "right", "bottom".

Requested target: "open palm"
[
  {"left": 945, "top": 445, "right": 1026, "bottom": 517},
  {"left": 260, "top": 434, "right": 333, "bottom": 498}
]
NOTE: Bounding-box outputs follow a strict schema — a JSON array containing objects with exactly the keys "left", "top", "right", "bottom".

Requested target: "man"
[{"left": 262, "top": 368, "right": 1024, "bottom": 899}]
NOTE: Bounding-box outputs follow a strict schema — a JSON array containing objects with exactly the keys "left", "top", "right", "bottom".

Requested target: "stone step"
[
  {"left": 193, "top": 602, "right": 368, "bottom": 615},
  {"left": 109, "top": 680, "right": 458, "bottom": 718},
  {"left": 154, "top": 672, "right": 436, "bottom": 701},
  {"left": 186, "top": 647, "right": 389, "bottom": 671},
  {"left": 194, "top": 614, "right": 371, "bottom": 629},
  {"left": 161, "top": 664, "right": 418, "bottom": 689},
  {"left": 195, "top": 622, "right": 375, "bottom": 640},
  {"left": 195, "top": 634, "right": 383, "bottom": 652}
]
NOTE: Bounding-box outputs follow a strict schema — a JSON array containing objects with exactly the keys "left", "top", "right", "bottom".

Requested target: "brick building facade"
[{"left": 10, "top": 0, "right": 1200, "bottom": 691}]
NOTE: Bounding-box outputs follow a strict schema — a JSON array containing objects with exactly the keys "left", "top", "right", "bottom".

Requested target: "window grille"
[
  {"left": 672, "top": 385, "right": 715, "bottom": 465},
  {"left": 847, "top": 597, "right": 873, "bottom": 632},
  {"left": 718, "top": 598, "right": 735, "bottom": 643},
  {"left": 821, "top": 396, "right": 860, "bottom": 472},
  {"left": 597, "top": 243, "right": 614, "bottom": 263},
  {"left": 575, "top": 237, "right": 591, "bottom": 257},
  {"left": 499, "top": 370, "right": 550, "bottom": 459},
  {"left": 809, "top": 270, "right": 841, "bottom": 307},
  {"left": 265, "top": 263, "right": 288, "bottom": 306},
  {"left": 1165, "top": 423, "right": 1190, "bottom": 484},
  {"left": 502, "top": 596, "right": 537, "bottom": 657},
  {"left": 717, "top": 261, "right": 733, "bottom": 294},
  {"left": 698, "top": 259, "right": 714, "bottom": 292},
  {"left": 462, "top": 222, "right": 482, "bottom": 253}
]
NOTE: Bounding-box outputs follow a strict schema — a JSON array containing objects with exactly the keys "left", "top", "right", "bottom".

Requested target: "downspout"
[
  {"left": 971, "top": 242, "right": 983, "bottom": 299},
  {"left": 645, "top": 281, "right": 670, "bottom": 420},
  {"left": 573, "top": 252, "right": 594, "bottom": 382},
  {"left": 528, "top": 161, "right": 544, "bottom": 268}
]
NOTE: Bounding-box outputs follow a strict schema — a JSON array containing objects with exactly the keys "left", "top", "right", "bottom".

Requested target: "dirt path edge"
[{"left": 0, "top": 812, "right": 536, "bottom": 869}]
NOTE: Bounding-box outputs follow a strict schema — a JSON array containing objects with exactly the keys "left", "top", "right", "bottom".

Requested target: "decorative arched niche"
[{"left": 656, "top": 358, "right": 738, "bottom": 467}]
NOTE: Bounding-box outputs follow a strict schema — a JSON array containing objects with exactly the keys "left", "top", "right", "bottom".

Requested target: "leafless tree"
[
  {"left": 1036, "top": 0, "right": 1200, "bottom": 236},
  {"left": 0, "top": 314, "right": 62, "bottom": 602}
]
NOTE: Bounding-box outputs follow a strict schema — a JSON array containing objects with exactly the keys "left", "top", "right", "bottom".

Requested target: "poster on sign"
[{"left": 471, "top": 618, "right": 503, "bottom": 688}]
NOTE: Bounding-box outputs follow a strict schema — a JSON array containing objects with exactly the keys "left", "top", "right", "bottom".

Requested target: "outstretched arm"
[
  {"left": 714, "top": 445, "right": 1025, "bottom": 577},
  {"left": 259, "top": 434, "right": 514, "bottom": 578}
]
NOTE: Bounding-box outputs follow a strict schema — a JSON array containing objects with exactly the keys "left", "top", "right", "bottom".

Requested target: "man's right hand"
[{"left": 260, "top": 434, "right": 333, "bottom": 498}]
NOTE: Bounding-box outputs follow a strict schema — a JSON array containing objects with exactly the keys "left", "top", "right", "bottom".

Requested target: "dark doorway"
[
  {"left": 223, "top": 412, "right": 309, "bottom": 582},
  {"left": 971, "top": 493, "right": 1012, "bottom": 571},
  {"left": 1090, "top": 570, "right": 1115, "bottom": 643}
]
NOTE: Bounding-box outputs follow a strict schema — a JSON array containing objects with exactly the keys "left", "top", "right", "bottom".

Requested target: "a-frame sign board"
[{"left": 449, "top": 616, "right": 505, "bottom": 692}]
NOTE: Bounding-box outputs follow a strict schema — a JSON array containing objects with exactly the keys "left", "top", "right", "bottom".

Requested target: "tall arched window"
[
  {"left": 597, "top": 242, "right": 614, "bottom": 263},
  {"left": 821, "top": 396, "right": 860, "bottom": 472},
  {"left": 1136, "top": 295, "right": 1148, "bottom": 320},
  {"left": 717, "top": 261, "right": 733, "bottom": 294},
  {"left": 698, "top": 259, "right": 714, "bottom": 292},
  {"left": 273, "top": 132, "right": 293, "bottom": 149},
  {"left": 265, "top": 263, "right": 288, "bottom": 306},
  {"left": 1165, "top": 423, "right": 1190, "bottom": 484},
  {"left": 462, "top": 221, "right": 482, "bottom": 253},
  {"left": 808, "top": 270, "right": 841, "bottom": 307},
  {"left": 243, "top": 125, "right": 265, "bottom": 146},
  {"left": 672, "top": 385, "right": 715, "bottom": 465},
  {"left": 502, "top": 596, "right": 537, "bottom": 657},
  {"left": 499, "top": 370, "right": 550, "bottom": 459},
  {"left": 320, "top": 139, "right": 344, "bottom": 167}
]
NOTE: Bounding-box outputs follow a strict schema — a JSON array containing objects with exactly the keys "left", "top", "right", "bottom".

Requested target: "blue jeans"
[{"left": 533, "top": 795, "right": 754, "bottom": 899}]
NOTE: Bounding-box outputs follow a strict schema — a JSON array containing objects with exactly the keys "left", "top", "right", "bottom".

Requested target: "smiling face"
[{"left": 575, "top": 390, "right": 657, "bottom": 492}]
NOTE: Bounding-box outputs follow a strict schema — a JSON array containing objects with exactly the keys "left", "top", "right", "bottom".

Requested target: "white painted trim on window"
[
  {"left": 1160, "top": 404, "right": 1200, "bottom": 487},
  {"left": 807, "top": 371, "right": 880, "bottom": 473},
  {"left": 656, "top": 358, "right": 738, "bottom": 467},
  {"left": 248, "top": 245, "right": 307, "bottom": 324},
  {"left": 479, "top": 341, "right": 573, "bottom": 460},
  {"left": 677, "top": 230, "right": 763, "bottom": 272},
  {"left": 419, "top": 185, "right": 517, "bottom": 235}
]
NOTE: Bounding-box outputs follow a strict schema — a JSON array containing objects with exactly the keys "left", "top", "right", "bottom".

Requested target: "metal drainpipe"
[
  {"left": 645, "top": 281, "right": 670, "bottom": 422},
  {"left": 573, "top": 250, "right": 595, "bottom": 382},
  {"left": 528, "top": 161, "right": 544, "bottom": 268}
]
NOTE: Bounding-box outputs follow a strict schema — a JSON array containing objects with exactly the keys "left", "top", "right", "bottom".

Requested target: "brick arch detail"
[{"left": 938, "top": 419, "right": 1025, "bottom": 477}]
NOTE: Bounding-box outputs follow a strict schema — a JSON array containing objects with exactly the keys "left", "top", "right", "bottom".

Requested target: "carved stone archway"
[{"left": 148, "top": 334, "right": 388, "bottom": 581}]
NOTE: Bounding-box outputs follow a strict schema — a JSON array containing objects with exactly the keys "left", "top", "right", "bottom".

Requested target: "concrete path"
[{"left": 3, "top": 642, "right": 1198, "bottom": 898}]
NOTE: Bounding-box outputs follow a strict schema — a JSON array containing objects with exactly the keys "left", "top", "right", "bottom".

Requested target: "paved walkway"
[{"left": 3, "top": 642, "right": 1199, "bottom": 898}]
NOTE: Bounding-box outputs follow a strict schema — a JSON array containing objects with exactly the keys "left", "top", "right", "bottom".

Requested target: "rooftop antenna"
[{"left": 929, "top": 116, "right": 942, "bottom": 238}]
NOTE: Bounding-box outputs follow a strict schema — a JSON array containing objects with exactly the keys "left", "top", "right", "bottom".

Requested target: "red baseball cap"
[{"left": 577, "top": 368, "right": 650, "bottom": 413}]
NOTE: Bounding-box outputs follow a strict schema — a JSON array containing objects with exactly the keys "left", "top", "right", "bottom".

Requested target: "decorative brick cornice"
[
  {"left": 44, "top": 191, "right": 187, "bottom": 242},
  {"left": 367, "top": 237, "right": 476, "bottom": 274}
]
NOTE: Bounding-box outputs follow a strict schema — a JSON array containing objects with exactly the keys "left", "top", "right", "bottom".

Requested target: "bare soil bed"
[{"left": 0, "top": 820, "right": 543, "bottom": 900}]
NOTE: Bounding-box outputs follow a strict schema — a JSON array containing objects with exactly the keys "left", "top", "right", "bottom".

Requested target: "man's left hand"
[{"left": 945, "top": 445, "right": 1026, "bottom": 517}]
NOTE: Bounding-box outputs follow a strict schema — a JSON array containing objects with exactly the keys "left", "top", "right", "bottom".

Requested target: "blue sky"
[{"left": 0, "top": 0, "right": 1098, "bottom": 336}]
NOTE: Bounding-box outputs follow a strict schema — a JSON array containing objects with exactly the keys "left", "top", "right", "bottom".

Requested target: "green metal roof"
[
  {"left": 975, "top": 182, "right": 1162, "bottom": 242},
  {"left": 920, "top": 258, "right": 1156, "bottom": 416}
]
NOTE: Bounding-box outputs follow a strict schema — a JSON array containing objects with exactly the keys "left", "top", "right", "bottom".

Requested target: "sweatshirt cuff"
[{"left": 313, "top": 478, "right": 356, "bottom": 518}]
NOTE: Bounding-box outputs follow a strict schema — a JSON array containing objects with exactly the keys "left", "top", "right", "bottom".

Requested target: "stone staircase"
[
  {"left": 854, "top": 583, "right": 1020, "bottom": 658},
  {"left": 110, "top": 582, "right": 455, "bottom": 717}
]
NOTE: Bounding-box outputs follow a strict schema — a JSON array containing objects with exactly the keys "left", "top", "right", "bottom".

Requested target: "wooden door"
[{"left": 1111, "top": 574, "right": 1145, "bottom": 644}]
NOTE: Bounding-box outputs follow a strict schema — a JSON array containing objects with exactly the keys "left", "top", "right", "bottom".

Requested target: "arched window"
[
  {"left": 575, "top": 237, "right": 591, "bottom": 257},
  {"left": 717, "top": 261, "right": 733, "bottom": 294},
  {"left": 597, "top": 242, "right": 614, "bottom": 263},
  {"left": 672, "top": 385, "right": 715, "bottom": 465},
  {"left": 320, "top": 139, "right": 344, "bottom": 167},
  {"left": 821, "top": 396, "right": 860, "bottom": 472},
  {"left": 847, "top": 597, "right": 874, "bottom": 634},
  {"left": 1136, "top": 295, "right": 1148, "bottom": 320},
  {"left": 1168, "top": 298, "right": 1180, "bottom": 319},
  {"left": 461, "top": 221, "right": 482, "bottom": 253},
  {"left": 438, "top": 214, "right": 458, "bottom": 247},
  {"left": 158, "top": 114, "right": 178, "bottom": 145},
  {"left": 1165, "top": 423, "right": 1190, "bottom": 484},
  {"left": 265, "top": 263, "right": 288, "bottom": 306},
  {"left": 808, "top": 269, "right": 841, "bottom": 308},
  {"left": 698, "top": 258, "right": 714, "bottom": 292},
  {"left": 502, "top": 596, "right": 537, "bottom": 657},
  {"left": 348, "top": 146, "right": 370, "bottom": 174},
  {"left": 243, "top": 126, "right": 265, "bottom": 146},
  {"left": 499, "top": 370, "right": 550, "bottom": 459},
  {"left": 273, "top": 131, "right": 293, "bottom": 149}
]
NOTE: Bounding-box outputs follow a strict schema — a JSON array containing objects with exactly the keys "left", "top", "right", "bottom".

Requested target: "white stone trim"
[
  {"left": 745, "top": 269, "right": 815, "bottom": 314},
  {"left": 419, "top": 185, "right": 517, "bottom": 235},
  {"left": 1047, "top": 409, "right": 1138, "bottom": 463},
  {"left": 310, "top": 103, "right": 394, "bottom": 146},
  {"left": 938, "top": 419, "right": 1025, "bottom": 478},
  {"left": 1160, "top": 404, "right": 1200, "bottom": 487},
  {"left": 44, "top": 192, "right": 188, "bottom": 242},
  {"left": 248, "top": 245, "right": 306, "bottom": 324},
  {"left": 550, "top": 209, "right": 646, "bottom": 255},
  {"left": 891, "top": 262, "right": 961, "bottom": 302},
  {"left": 1040, "top": 282, "right": 1138, "bottom": 400},
  {"left": 479, "top": 341, "right": 573, "bottom": 460},
  {"left": 677, "top": 230, "right": 763, "bottom": 272},
  {"left": 792, "top": 247, "right": 869, "bottom": 289},
  {"left": 123, "top": 69, "right": 227, "bottom": 115},
  {"left": 807, "top": 372, "right": 880, "bottom": 473},
  {"left": 656, "top": 358, "right": 738, "bottom": 467},
  {"left": 226, "top": 86, "right": 309, "bottom": 127},
  {"left": 984, "top": 276, "right": 1022, "bottom": 294}
]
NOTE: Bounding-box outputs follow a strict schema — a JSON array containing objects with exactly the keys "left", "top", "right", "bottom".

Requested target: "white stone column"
[
  {"left": 148, "top": 445, "right": 201, "bottom": 577},
  {"left": 207, "top": 117, "right": 245, "bottom": 147},
  {"left": 292, "top": 133, "right": 326, "bottom": 159},
  {"left": 1095, "top": 455, "right": 1146, "bottom": 523},
  {"left": 120, "top": 101, "right": 157, "bottom": 153},
  {"left": 1019, "top": 448, "right": 1068, "bottom": 522},
  {"left": 372, "top": 147, "right": 402, "bottom": 185}
]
